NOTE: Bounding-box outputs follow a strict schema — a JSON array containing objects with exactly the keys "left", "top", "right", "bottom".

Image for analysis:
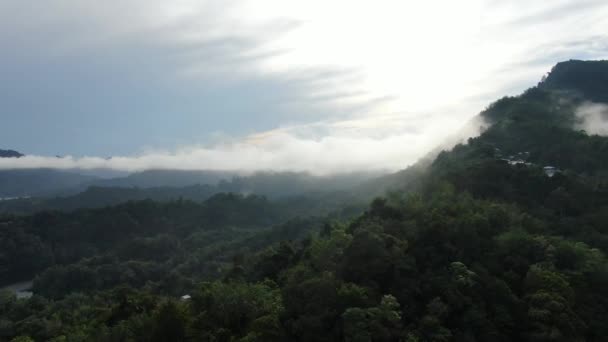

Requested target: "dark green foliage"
[
  {"left": 189, "top": 281, "right": 284, "bottom": 341},
  {"left": 0, "top": 193, "right": 327, "bottom": 288},
  {"left": 152, "top": 301, "right": 188, "bottom": 342}
]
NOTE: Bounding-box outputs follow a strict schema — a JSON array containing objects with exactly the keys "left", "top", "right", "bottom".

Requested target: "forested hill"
[
  {"left": 475, "top": 61, "right": 608, "bottom": 174},
  {"left": 357, "top": 60, "right": 608, "bottom": 200},
  {"left": 539, "top": 59, "right": 608, "bottom": 102},
  {"left": 425, "top": 60, "right": 608, "bottom": 211},
  {"left": 2, "top": 60, "right": 608, "bottom": 342}
]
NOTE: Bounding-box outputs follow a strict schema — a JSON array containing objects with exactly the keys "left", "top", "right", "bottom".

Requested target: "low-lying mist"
[
  {"left": 0, "top": 117, "right": 488, "bottom": 175},
  {"left": 575, "top": 102, "right": 608, "bottom": 136}
]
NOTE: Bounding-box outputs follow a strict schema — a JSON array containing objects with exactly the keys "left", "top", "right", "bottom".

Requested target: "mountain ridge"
[{"left": 0, "top": 149, "right": 23, "bottom": 158}]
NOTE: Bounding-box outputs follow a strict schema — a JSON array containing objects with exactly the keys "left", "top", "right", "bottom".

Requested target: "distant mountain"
[
  {"left": 0, "top": 149, "right": 105, "bottom": 197},
  {"left": 0, "top": 149, "right": 23, "bottom": 158},
  {"left": 0, "top": 184, "right": 218, "bottom": 213},
  {"left": 90, "top": 169, "right": 239, "bottom": 189},
  {"left": 0, "top": 166, "right": 385, "bottom": 201},
  {"left": 0, "top": 170, "right": 382, "bottom": 213},
  {"left": 0, "top": 169, "right": 99, "bottom": 198}
]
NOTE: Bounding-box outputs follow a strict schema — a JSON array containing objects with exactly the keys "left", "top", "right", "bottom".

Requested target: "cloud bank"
[
  {"left": 0, "top": 136, "right": 412, "bottom": 175},
  {"left": 0, "top": 109, "right": 490, "bottom": 174},
  {"left": 0, "top": 121, "right": 466, "bottom": 175}
]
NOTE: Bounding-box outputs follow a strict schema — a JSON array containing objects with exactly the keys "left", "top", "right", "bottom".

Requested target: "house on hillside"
[
  {"left": 499, "top": 150, "right": 533, "bottom": 167},
  {"left": 508, "top": 159, "right": 526, "bottom": 166}
]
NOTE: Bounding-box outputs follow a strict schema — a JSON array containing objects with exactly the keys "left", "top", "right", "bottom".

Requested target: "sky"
[{"left": 1, "top": 0, "right": 608, "bottom": 173}]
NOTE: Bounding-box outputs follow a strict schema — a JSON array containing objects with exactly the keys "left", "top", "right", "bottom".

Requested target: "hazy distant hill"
[
  {"left": 0, "top": 164, "right": 385, "bottom": 200},
  {"left": 0, "top": 149, "right": 103, "bottom": 197},
  {"left": 0, "top": 169, "right": 99, "bottom": 198},
  {"left": 0, "top": 170, "right": 382, "bottom": 213},
  {"left": 0, "top": 168, "right": 236, "bottom": 198},
  {"left": 89, "top": 169, "right": 239, "bottom": 189},
  {"left": 0, "top": 149, "right": 24, "bottom": 158}
]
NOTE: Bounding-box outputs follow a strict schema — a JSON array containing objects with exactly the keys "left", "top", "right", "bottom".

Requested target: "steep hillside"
[{"left": 539, "top": 59, "right": 608, "bottom": 102}]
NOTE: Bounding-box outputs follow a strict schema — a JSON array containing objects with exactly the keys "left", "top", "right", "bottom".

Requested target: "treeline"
[
  {"left": 0, "top": 193, "right": 353, "bottom": 288},
  {"left": 2, "top": 188, "right": 608, "bottom": 341}
]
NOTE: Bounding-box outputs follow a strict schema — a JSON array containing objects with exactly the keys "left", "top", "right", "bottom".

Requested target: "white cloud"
[
  {"left": 575, "top": 102, "right": 608, "bottom": 136},
  {"left": 0, "top": 105, "right": 490, "bottom": 174}
]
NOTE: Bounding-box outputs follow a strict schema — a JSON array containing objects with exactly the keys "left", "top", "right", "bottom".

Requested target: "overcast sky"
[{"left": 1, "top": 0, "right": 608, "bottom": 173}]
